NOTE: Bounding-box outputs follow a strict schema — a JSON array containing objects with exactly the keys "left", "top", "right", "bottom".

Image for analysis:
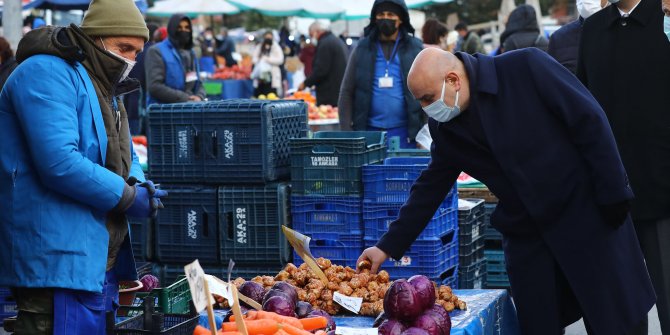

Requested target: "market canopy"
[
  {"left": 227, "top": 0, "right": 345, "bottom": 19},
  {"left": 309, "top": 0, "right": 454, "bottom": 21},
  {"left": 147, "top": 0, "right": 240, "bottom": 17}
]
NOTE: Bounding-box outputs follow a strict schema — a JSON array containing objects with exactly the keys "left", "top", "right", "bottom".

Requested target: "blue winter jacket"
[{"left": 0, "top": 54, "right": 145, "bottom": 293}]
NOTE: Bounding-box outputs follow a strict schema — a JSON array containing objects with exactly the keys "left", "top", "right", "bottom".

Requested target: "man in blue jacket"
[
  {"left": 359, "top": 48, "right": 654, "bottom": 334},
  {"left": 338, "top": 0, "right": 424, "bottom": 148},
  {"left": 0, "top": 0, "right": 167, "bottom": 333}
]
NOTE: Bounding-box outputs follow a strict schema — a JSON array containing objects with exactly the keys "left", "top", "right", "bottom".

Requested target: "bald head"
[{"left": 408, "top": 48, "right": 470, "bottom": 110}]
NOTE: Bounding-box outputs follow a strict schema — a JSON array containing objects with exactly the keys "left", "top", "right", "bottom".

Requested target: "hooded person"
[
  {"left": 500, "top": 4, "right": 549, "bottom": 53},
  {"left": 145, "top": 14, "right": 206, "bottom": 105},
  {"left": 338, "top": 0, "right": 425, "bottom": 148},
  {"left": 547, "top": 0, "right": 609, "bottom": 74},
  {"left": 0, "top": 0, "right": 168, "bottom": 333}
]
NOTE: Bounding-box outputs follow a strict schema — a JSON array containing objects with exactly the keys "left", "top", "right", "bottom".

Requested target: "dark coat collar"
[
  {"left": 455, "top": 51, "right": 498, "bottom": 96},
  {"left": 605, "top": 0, "right": 655, "bottom": 27}
]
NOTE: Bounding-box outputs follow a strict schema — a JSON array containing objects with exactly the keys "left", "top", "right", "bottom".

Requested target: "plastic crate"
[
  {"left": 459, "top": 237, "right": 485, "bottom": 266},
  {"left": 363, "top": 203, "right": 458, "bottom": 240},
  {"left": 293, "top": 236, "right": 363, "bottom": 268},
  {"left": 458, "top": 198, "right": 486, "bottom": 222},
  {"left": 154, "top": 185, "right": 219, "bottom": 264},
  {"left": 290, "top": 131, "right": 387, "bottom": 196},
  {"left": 114, "top": 298, "right": 198, "bottom": 335},
  {"left": 291, "top": 195, "right": 363, "bottom": 239},
  {"left": 148, "top": 100, "right": 307, "bottom": 184},
  {"left": 218, "top": 183, "right": 291, "bottom": 266},
  {"left": 440, "top": 267, "right": 458, "bottom": 288},
  {"left": 484, "top": 250, "right": 510, "bottom": 288},
  {"left": 365, "top": 231, "right": 458, "bottom": 281},
  {"left": 129, "top": 218, "right": 150, "bottom": 262},
  {"left": 458, "top": 259, "right": 486, "bottom": 289},
  {"left": 483, "top": 203, "right": 502, "bottom": 241},
  {"left": 363, "top": 157, "right": 458, "bottom": 206},
  {"left": 386, "top": 137, "right": 430, "bottom": 157},
  {"left": 0, "top": 288, "right": 16, "bottom": 327}
]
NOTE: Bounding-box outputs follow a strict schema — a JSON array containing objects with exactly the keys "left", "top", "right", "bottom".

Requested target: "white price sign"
[
  {"left": 184, "top": 260, "right": 210, "bottom": 312},
  {"left": 335, "top": 327, "right": 378, "bottom": 335},
  {"left": 333, "top": 291, "right": 363, "bottom": 314},
  {"left": 206, "top": 275, "right": 235, "bottom": 307}
]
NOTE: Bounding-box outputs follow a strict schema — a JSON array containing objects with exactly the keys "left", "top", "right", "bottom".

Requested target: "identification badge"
[
  {"left": 186, "top": 71, "right": 198, "bottom": 83},
  {"left": 379, "top": 76, "right": 393, "bottom": 88}
]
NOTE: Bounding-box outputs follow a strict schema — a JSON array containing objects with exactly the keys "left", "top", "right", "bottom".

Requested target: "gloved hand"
[
  {"left": 599, "top": 200, "right": 630, "bottom": 228},
  {"left": 126, "top": 177, "right": 168, "bottom": 218}
]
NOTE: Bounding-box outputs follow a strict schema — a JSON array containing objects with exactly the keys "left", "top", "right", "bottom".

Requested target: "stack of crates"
[
  {"left": 0, "top": 288, "right": 16, "bottom": 328},
  {"left": 457, "top": 199, "right": 486, "bottom": 289},
  {"left": 362, "top": 157, "right": 459, "bottom": 284},
  {"left": 482, "top": 201, "right": 510, "bottom": 288},
  {"left": 290, "top": 131, "right": 387, "bottom": 267},
  {"left": 146, "top": 100, "right": 308, "bottom": 278}
]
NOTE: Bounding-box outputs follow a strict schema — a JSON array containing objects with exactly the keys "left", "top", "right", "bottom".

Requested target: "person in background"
[
  {"left": 298, "top": 34, "right": 316, "bottom": 77},
  {"left": 145, "top": 14, "right": 206, "bottom": 104},
  {"left": 359, "top": 47, "right": 654, "bottom": 335},
  {"left": 216, "top": 27, "right": 237, "bottom": 67},
  {"left": 252, "top": 30, "right": 284, "bottom": 97},
  {"left": 421, "top": 18, "right": 448, "bottom": 50},
  {"left": 499, "top": 4, "right": 549, "bottom": 53},
  {"left": 578, "top": 0, "right": 670, "bottom": 332},
  {"left": 338, "top": 0, "right": 424, "bottom": 148},
  {"left": 547, "top": 0, "right": 608, "bottom": 74},
  {"left": 198, "top": 27, "right": 217, "bottom": 72},
  {"left": 0, "top": 37, "right": 18, "bottom": 90},
  {"left": 455, "top": 22, "right": 485, "bottom": 54},
  {"left": 445, "top": 30, "right": 459, "bottom": 53},
  {"left": 0, "top": 0, "right": 167, "bottom": 332},
  {"left": 123, "top": 23, "right": 158, "bottom": 135},
  {"left": 298, "top": 22, "right": 348, "bottom": 106}
]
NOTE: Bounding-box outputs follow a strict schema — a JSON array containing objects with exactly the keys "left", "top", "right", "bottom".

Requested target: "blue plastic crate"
[
  {"left": 459, "top": 237, "right": 485, "bottom": 266},
  {"left": 483, "top": 203, "right": 502, "bottom": 241},
  {"left": 363, "top": 157, "right": 458, "bottom": 205},
  {"left": 218, "top": 183, "right": 291, "bottom": 266},
  {"left": 0, "top": 288, "right": 16, "bottom": 327},
  {"left": 293, "top": 236, "right": 363, "bottom": 268},
  {"left": 290, "top": 131, "right": 387, "bottom": 196},
  {"left": 484, "top": 250, "right": 510, "bottom": 288},
  {"left": 458, "top": 259, "right": 486, "bottom": 289},
  {"left": 155, "top": 185, "right": 219, "bottom": 265},
  {"left": 129, "top": 218, "right": 150, "bottom": 262},
  {"left": 148, "top": 100, "right": 307, "bottom": 184},
  {"left": 363, "top": 202, "right": 458, "bottom": 240},
  {"left": 440, "top": 267, "right": 458, "bottom": 288},
  {"left": 365, "top": 231, "right": 458, "bottom": 281},
  {"left": 291, "top": 195, "right": 363, "bottom": 239}
]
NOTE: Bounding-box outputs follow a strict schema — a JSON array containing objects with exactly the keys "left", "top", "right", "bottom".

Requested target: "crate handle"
[
  {"left": 225, "top": 211, "right": 233, "bottom": 240},
  {"left": 193, "top": 131, "right": 201, "bottom": 158},
  {"left": 311, "top": 145, "right": 337, "bottom": 154},
  {"left": 203, "top": 209, "right": 210, "bottom": 238},
  {"left": 211, "top": 131, "right": 218, "bottom": 158}
]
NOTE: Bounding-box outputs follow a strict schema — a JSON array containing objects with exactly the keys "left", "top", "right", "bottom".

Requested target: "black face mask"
[
  {"left": 263, "top": 38, "right": 273, "bottom": 45},
  {"left": 377, "top": 18, "right": 398, "bottom": 37},
  {"left": 176, "top": 31, "right": 191, "bottom": 47}
]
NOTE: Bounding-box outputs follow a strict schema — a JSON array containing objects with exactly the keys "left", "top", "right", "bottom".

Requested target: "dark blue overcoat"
[{"left": 377, "top": 48, "right": 655, "bottom": 334}]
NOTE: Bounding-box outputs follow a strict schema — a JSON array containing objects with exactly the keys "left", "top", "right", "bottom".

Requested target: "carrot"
[
  {"left": 222, "top": 319, "right": 280, "bottom": 335},
  {"left": 250, "top": 311, "right": 303, "bottom": 329},
  {"left": 274, "top": 330, "right": 291, "bottom": 335},
  {"left": 229, "top": 311, "right": 256, "bottom": 322},
  {"left": 298, "top": 317, "right": 328, "bottom": 331},
  {"left": 193, "top": 325, "right": 211, "bottom": 335},
  {"left": 279, "top": 323, "right": 313, "bottom": 335}
]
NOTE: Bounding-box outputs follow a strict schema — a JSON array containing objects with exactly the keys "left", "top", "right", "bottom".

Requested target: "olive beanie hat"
[{"left": 80, "top": 0, "right": 149, "bottom": 42}]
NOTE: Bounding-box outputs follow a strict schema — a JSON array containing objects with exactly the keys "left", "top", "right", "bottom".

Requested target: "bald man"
[{"left": 358, "top": 48, "right": 655, "bottom": 334}]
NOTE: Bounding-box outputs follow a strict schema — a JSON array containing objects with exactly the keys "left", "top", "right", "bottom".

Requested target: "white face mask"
[
  {"left": 100, "top": 38, "right": 136, "bottom": 83},
  {"left": 422, "top": 79, "right": 461, "bottom": 123},
  {"left": 577, "top": 0, "right": 604, "bottom": 19},
  {"left": 665, "top": 16, "right": 670, "bottom": 42},
  {"left": 608, "top": 0, "right": 620, "bottom": 4}
]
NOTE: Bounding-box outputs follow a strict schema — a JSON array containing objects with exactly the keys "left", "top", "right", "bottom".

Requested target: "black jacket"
[
  {"left": 501, "top": 4, "right": 549, "bottom": 53},
  {"left": 304, "top": 32, "right": 348, "bottom": 106},
  {"left": 578, "top": 0, "right": 670, "bottom": 221},
  {"left": 547, "top": 18, "right": 582, "bottom": 74},
  {"left": 0, "top": 57, "right": 17, "bottom": 90}
]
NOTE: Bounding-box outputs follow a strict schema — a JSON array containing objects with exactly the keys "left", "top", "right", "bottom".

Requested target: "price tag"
[
  {"left": 206, "top": 275, "right": 234, "bottom": 307},
  {"left": 184, "top": 260, "right": 210, "bottom": 312},
  {"left": 282, "top": 226, "right": 328, "bottom": 284},
  {"left": 335, "top": 327, "right": 378, "bottom": 335},
  {"left": 333, "top": 292, "right": 363, "bottom": 314}
]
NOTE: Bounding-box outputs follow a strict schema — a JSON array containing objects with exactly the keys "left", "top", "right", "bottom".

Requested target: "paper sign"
[
  {"left": 333, "top": 292, "right": 363, "bottom": 314},
  {"left": 184, "top": 260, "right": 210, "bottom": 312},
  {"left": 206, "top": 275, "right": 234, "bottom": 308},
  {"left": 335, "top": 326, "right": 378, "bottom": 335},
  {"left": 282, "top": 226, "right": 328, "bottom": 284}
]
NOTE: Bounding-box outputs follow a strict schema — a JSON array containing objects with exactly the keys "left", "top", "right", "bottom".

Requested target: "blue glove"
[{"left": 126, "top": 178, "right": 168, "bottom": 218}]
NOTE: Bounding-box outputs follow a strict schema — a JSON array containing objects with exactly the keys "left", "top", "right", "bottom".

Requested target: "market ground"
[{"left": 566, "top": 305, "right": 660, "bottom": 334}]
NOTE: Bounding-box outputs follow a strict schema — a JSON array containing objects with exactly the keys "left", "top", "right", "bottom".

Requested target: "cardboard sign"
[
  {"left": 335, "top": 327, "right": 378, "bottom": 335},
  {"left": 282, "top": 226, "right": 328, "bottom": 284},
  {"left": 333, "top": 292, "right": 363, "bottom": 314},
  {"left": 184, "top": 260, "right": 210, "bottom": 312}
]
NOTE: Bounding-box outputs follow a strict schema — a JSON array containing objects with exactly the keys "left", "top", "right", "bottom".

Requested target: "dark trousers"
[{"left": 635, "top": 217, "right": 670, "bottom": 334}]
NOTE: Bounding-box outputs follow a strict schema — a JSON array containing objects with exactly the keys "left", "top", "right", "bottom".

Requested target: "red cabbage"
[
  {"left": 384, "top": 279, "right": 422, "bottom": 321},
  {"left": 262, "top": 295, "right": 296, "bottom": 317},
  {"left": 139, "top": 274, "right": 159, "bottom": 292},
  {"left": 426, "top": 304, "right": 451, "bottom": 335},
  {"left": 408, "top": 275, "right": 436, "bottom": 311},
  {"left": 410, "top": 314, "right": 441, "bottom": 335},
  {"left": 295, "top": 301, "right": 313, "bottom": 318},
  {"left": 378, "top": 319, "right": 406, "bottom": 335},
  {"left": 401, "top": 328, "right": 430, "bottom": 335},
  {"left": 272, "top": 281, "right": 298, "bottom": 305},
  {"left": 239, "top": 281, "right": 265, "bottom": 306}
]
